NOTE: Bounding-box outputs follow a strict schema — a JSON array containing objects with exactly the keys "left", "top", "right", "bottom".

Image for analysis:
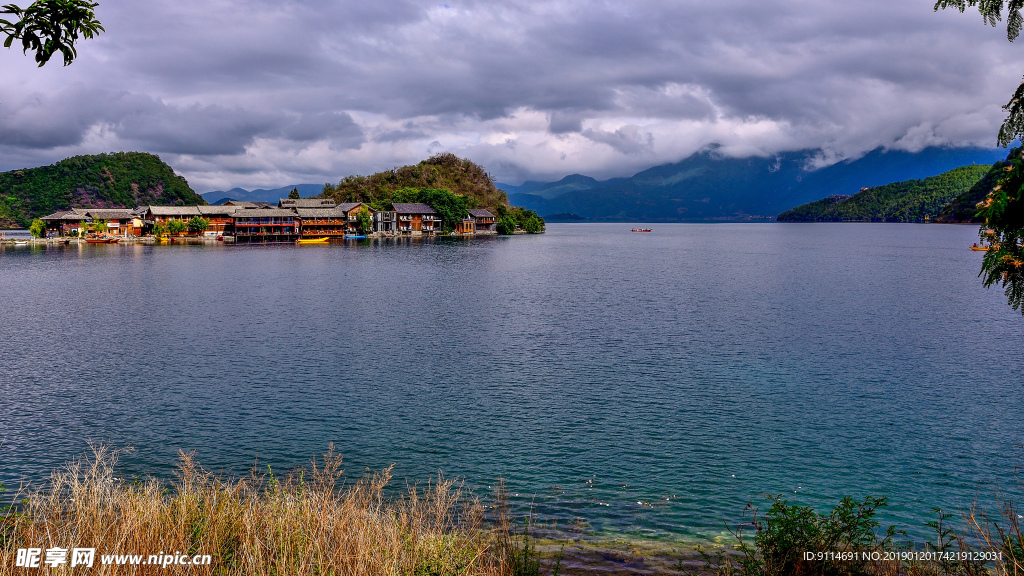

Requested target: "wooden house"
[
  {"left": 294, "top": 207, "right": 349, "bottom": 238},
  {"left": 467, "top": 209, "right": 496, "bottom": 233},
  {"left": 392, "top": 203, "right": 440, "bottom": 235},
  {"left": 234, "top": 208, "right": 299, "bottom": 242},
  {"left": 197, "top": 205, "right": 240, "bottom": 235}
]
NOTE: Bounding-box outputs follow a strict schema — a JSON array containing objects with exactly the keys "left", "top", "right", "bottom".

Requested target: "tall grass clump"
[{"left": 0, "top": 444, "right": 512, "bottom": 576}]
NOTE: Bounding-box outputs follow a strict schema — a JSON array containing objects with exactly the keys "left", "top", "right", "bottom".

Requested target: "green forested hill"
[
  {"left": 0, "top": 152, "right": 205, "bottom": 228},
  {"left": 935, "top": 149, "right": 1018, "bottom": 223},
  {"left": 776, "top": 164, "right": 991, "bottom": 222},
  {"left": 321, "top": 153, "right": 510, "bottom": 212}
]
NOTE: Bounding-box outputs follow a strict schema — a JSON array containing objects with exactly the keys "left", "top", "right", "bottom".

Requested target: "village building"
[
  {"left": 197, "top": 205, "right": 241, "bottom": 235},
  {"left": 467, "top": 209, "right": 496, "bottom": 233},
  {"left": 234, "top": 208, "right": 300, "bottom": 242},
  {"left": 146, "top": 205, "right": 202, "bottom": 226},
  {"left": 294, "top": 207, "right": 349, "bottom": 238},
  {"left": 40, "top": 208, "right": 143, "bottom": 237},
  {"left": 393, "top": 203, "right": 440, "bottom": 235}
]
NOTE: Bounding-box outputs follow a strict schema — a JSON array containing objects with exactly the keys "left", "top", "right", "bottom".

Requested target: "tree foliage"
[
  {"left": 187, "top": 216, "right": 209, "bottom": 234},
  {"left": 495, "top": 205, "right": 545, "bottom": 233},
  {"left": 28, "top": 217, "right": 45, "bottom": 237},
  {"left": 0, "top": 0, "right": 103, "bottom": 66},
  {"left": 0, "top": 152, "right": 205, "bottom": 228},
  {"left": 935, "top": 0, "right": 1024, "bottom": 146},
  {"left": 288, "top": 187, "right": 300, "bottom": 199},
  {"left": 976, "top": 148, "right": 1024, "bottom": 311},
  {"left": 777, "top": 165, "right": 990, "bottom": 222},
  {"left": 322, "top": 153, "right": 509, "bottom": 213},
  {"left": 418, "top": 188, "right": 468, "bottom": 231},
  {"left": 166, "top": 219, "right": 187, "bottom": 235}
]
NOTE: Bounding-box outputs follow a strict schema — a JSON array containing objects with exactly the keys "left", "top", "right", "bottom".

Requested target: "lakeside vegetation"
[
  {"left": 935, "top": 150, "right": 1019, "bottom": 223},
  {"left": 3, "top": 448, "right": 1022, "bottom": 576},
  {"left": 0, "top": 152, "right": 205, "bottom": 229},
  {"left": 777, "top": 165, "right": 991, "bottom": 222}
]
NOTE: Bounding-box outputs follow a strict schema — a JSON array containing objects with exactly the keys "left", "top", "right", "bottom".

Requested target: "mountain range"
[
  {"left": 202, "top": 184, "right": 324, "bottom": 205},
  {"left": 498, "top": 146, "right": 1009, "bottom": 221}
]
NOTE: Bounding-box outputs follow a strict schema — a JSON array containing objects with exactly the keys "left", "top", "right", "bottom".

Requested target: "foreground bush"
[{"left": 0, "top": 445, "right": 510, "bottom": 576}]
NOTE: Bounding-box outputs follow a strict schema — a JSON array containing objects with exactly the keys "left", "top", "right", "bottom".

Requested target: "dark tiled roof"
[
  {"left": 197, "top": 205, "right": 240, "bottom": 216},
  {"left": 467, "top": 209, "right": 494, "bottom": 218},
  {"left": 234, "top": 208, "right": 297, "bottom": 218},
  {"left": 85, "top": 209, "right": 136, "bottom": 220},
  {"left": 223, "top": 200, "right": 258, "bottom": 207},
  {"left": 392, "top": 203, "right": 437, "bottom": 214},
  {"left": 40, "top": 210, "right": 81, "bottom": 221},
  {"left": 294, "top": 208, "right": 349, "bottom": 218},
  {"left": 337, "top": 203, "right": 365, "bottom": 213},
  {"left": 146, "top": 206, "right": 202, "bottom": 216},
  {"left": 278, "top": 198, "right": 336, "bottom": 208}
]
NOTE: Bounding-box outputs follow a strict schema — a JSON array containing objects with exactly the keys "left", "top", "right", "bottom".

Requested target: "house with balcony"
[
  {"left": 197, "top": 205, "right": 241, "bottom": 235},
  {"left": 393, "top": 203, "right": 440, "bottom": 235},
  {"left": 294, "top": 207, "right": 349, "bottom": 238},
  {"left": 234, "top": 208, "right": 300, "bottom": 242},
  {"left": 467, "top": 209, "right": 496, "bottom": 233}
]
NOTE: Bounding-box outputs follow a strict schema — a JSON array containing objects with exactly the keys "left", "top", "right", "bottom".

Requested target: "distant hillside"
[
  {"left": 0, "top": 152, "right": 204, "bottom": 228},
  {"left": 777, "top": 165, "right": 991, "bottom": 222},
  {"left": 202, "top": 184, "right": 324, "bottom": 205},
  {"left": 499, "top": 146, "right": 1007, "bottom": 222},
  {"left": 321, "top": 153, "right": 509, "bottom": 212},
  {"left": 935, "top": 148, "right": 1018, "bottom": 223}
]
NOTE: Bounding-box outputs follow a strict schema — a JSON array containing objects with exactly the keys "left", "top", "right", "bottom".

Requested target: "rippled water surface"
[{"left": 1, "top": 223, "right": 1022, "bottom": 543}]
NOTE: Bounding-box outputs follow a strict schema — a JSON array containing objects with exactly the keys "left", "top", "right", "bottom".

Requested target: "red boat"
[{"left": 85, "top": 237, "right": 114, "bottom": 244}]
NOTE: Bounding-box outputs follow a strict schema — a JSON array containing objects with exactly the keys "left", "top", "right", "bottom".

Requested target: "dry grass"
[{"left": 0, "top": 444, "right": 512, "bottom": 576}]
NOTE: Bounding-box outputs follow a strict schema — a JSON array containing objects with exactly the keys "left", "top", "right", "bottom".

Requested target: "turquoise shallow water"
[{"left": 1, "top": 223, "right": 1022, "bottom": 544}]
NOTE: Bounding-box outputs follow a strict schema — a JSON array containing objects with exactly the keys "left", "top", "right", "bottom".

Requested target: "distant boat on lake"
[{"left": 631, "top": 228, "right": 652, "bottom": 233}]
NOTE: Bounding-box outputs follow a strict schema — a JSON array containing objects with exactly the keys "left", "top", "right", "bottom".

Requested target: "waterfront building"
[
  {"left": 393, "top": 203, "right": 440, "bottom": 235},
  {"left": 40, "top": 208, "right": 143, "bottom": 236},
  {"left": 197, "top": 205, "right": 241, "bottom": 235},
  {"left": 234, "top": 208, "right": 300, "bottom": 242},
  {"left": 467, "top": 209, "right": 496, "bottom": 233},
  {"left": 294, "top": 207, "right": 349, "bottom": 238}
]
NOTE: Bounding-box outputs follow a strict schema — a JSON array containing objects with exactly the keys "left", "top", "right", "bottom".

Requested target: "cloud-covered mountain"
[{"left": 500, "top": 146, "right": 1009, "bottom": 221}]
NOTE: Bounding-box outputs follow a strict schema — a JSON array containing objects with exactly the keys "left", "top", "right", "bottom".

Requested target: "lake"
[{"left": 1, "top": 223, "right": 1022, "bottom": 545}]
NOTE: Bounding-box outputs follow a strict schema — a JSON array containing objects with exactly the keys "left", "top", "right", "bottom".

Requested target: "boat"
[
  {"left": 345, "top": 235, "right": 367, "bottom": 240},
  {"left": 13, "top": 240, "right": 28, "bottom": 245},
  {"left": 631, "top": 228, "right": 653, "bottom": 233},
  {"left": 85, "top": 237, "right": 114, "bottom": 244},
  {"left": 970, "top": 244, "right": 992, "bottom": 251},
  {"left": 297, "top": 237, "right": 329, "bottom": 244}
]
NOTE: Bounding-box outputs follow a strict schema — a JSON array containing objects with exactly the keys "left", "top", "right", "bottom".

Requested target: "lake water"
[{"left": 1, "top": 223, "right": 1022, "bottom": 545}]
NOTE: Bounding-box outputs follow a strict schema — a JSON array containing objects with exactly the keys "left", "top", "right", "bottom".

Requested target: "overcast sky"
[{"left": 0, "top": 0, "right": 1020, "bottom": 190}]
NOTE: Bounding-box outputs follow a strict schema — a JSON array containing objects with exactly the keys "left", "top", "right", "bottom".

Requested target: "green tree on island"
[
  {"left": 936, "top": 0, "right": 1024, "bottom": 312},
  {"left": 288, "top": 188, "right": 300, "bottom": 200},
  {"left": 28, "top": 217, "right": 45, "bottom": 238},
  {"left": 1, "top": 0, "right": 103, "bottom": 66}
]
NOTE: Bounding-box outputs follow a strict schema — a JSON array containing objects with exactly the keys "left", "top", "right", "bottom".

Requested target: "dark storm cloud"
[{"left": 2, "top": 0, "right": 1020, "bottom": 186}]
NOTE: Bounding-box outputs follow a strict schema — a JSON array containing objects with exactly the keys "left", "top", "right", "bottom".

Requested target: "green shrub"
[
  {"left": 733, "top": 495, "right": 896, "bottom": 576},
  {"left": 167, "top": 219, "right": 187, "bottom": 235},
  {"left": 28, "top": 218, "right": 45, "bottom": 238},
  {"left": 496, "top": 216, "right": 517, "bottom": 235},
  {"left": 187, "top": 216, "right": 209, "bottom": 234}
]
